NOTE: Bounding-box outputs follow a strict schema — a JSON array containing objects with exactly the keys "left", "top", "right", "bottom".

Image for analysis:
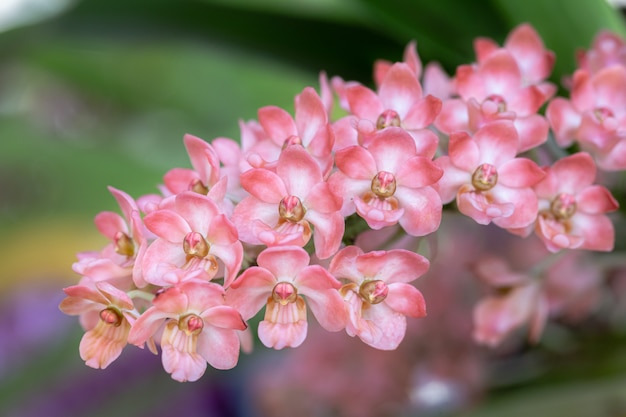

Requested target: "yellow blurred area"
[{"left": 0, "top": 218, "right": 105, "bottom": 289}]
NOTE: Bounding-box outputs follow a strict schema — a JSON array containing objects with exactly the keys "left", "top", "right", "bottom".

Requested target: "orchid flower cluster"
[{"left": 60, "top": 23, "right": 626, "bottom": 382}]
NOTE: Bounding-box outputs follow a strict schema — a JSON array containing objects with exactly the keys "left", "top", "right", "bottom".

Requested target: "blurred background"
[{"left": 1, "top": 0, "right": 626, "bottom": 416}]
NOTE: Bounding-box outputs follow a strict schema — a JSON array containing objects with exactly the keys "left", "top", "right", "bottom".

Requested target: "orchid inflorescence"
[{"left": 60, "top": 23, "right": 626, "bottom": 382}]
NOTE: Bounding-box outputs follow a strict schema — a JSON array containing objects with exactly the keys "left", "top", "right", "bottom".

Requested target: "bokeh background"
[{"left": 1, "top": 0, "right": 626, "bottom": 416}]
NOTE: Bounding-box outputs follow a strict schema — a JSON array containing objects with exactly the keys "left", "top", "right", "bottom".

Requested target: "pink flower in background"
[
  {"left": 576, "top": 30, "right": 626, "bottom": 75},
  {"left": 141, "top": 191, "right": 243, "bottom": 287},
  {"left": 329, "top": 246, "right": 428, "bottom": 349},
  {"left": 330, "top": 127, "right": 442, "bottom": 236},
  {"left": 532, "top": 152, "right": 618, "bottom": 252},
  {"left": 471, "top": 256, "right": 547, "bottom": 347},
  {"left": 226, "top": 246, "right": 346, "bottom": 349},
  {"left": 435, "top": 120, "right": 545, "bottom": 230},
  {"left": 59, "top": 281, "right": 138, "bottom": 369},
  {"left": 232, "top": 145, "right": 344, "bottom": 259},
  {"left": 128, "top": 281, "right": 246, "bottom": 381}
]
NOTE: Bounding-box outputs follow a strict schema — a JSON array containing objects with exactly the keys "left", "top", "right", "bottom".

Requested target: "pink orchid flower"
[
  {"left": 330, "top": 127, "right": 443, "bottom": 237},
  {"left": 232, "top": 144, "right": 344, "bottom": 260},
  {"left": 532, "top": 152, "right": 619, "bottom": 252},
  {"left": 373, "top": 40, "right": 454, "bottom": 100},
  {"left": 547, "top": 65, "right": 626, "bottom": 170},
  {"left": 252, "top": 87, "right": 334, "bottom": 174},
  {"left": 59, "top": 281, "right": 138, "bottom": 369},
  {"left": 329, "top": 246, "right": 428, "bottom": 350},
  {"left": 128, "top": 281, "right": 247, "bottom": 381},
  {"left": 73, "top": 186, "right": 149, "bottom": 289},
  {"left": 141, "top": 191, "right": 243, "bottom": 287},
  {"left": 576, "top": 30, "right": 626, "bottom": 76},
  {"left": 471, "top": 256, "right": 547, "bottom": 347},
  {"left": 225, "top": 246, "right": 346, "bottom": 350},
  {"left": 340, "top": 62, "right": 441, "bottom": 157},
  {"left": 474, "top": 23, "right": 555, "bottom": 88},
  {"left": 435, "top": 120, "right": 545, "bottom": 230},
  {"left": 162, "top": 134, "right": 232, "bottom": 212}
]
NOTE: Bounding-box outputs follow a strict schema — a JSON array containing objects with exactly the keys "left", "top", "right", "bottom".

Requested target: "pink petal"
[
  {"left": 80, "top": 321, "right": 129, "bottom": 369},
  {"left": 368, "top": 127, "right": 417, "bottom": 172},
  {"left": 379, "top": 63, "right": 424, "bottom": 116},
  {"left": 239, "top": 168, "right": 287, "bottom": 202},
  {"left": 202, "top": 305, "right": 247, "bottom": 330},
  {"left": 295, "top": 87, "right": 328, "bottom": 144},
  {"left": 498, "top": 158, "right": 545, "bottom": 188},
  {"left": 298, "top": 287, "right": 346, "bottom": 331},
  {"left": 144, "top": 209, "right": 190, "bottom": 242},
  {"left": 514, "top": 115, "right": 550, "bottom": 152},
  {"left": 257, "top": 246, "right": 311, "bottom": 280},
  {"left": 480, "top": 50, "right": 522, "bottom": 96},
  {"left": 277, "top": 145, "right": 323, "bottom": 197},
  {"left": 396, "top": 155, "right": 443, "bottom": 188},
  {"left": 95, "top": 211, "right": 127, "bottom": 240},
  {"left": 328, "top": 245, "right": 363, "bottom": 282},
  {"left": 108, "top": 186, "right": 138, "bottom": 223},
  {"left": 175, "top": 192, "right": 219, "bottom": 234},
  {"left": 546, "top": 98, "right": 582, "bottom": 147},
  {"left": 474, "top": 37, "right": 499, "bottom": 62},
  {"left": 355, "top": 249, "right": 430, "bottom": 284},
  {"left": 505, "top": 23, "right": 555, "bottom": 82},
  {"left": 577, "top": 185, "right": 619, "bottom": 214},
  {"left": 346, "top": 84, "right": 383, "bottom": 120},
  {"left": 572, "top": 213, "right": 616, "bottom": 252},
  {"left": 434, "top": 99, "right": 470, "bottom": 134},
  {"left": 474, "top": 120, "right": 519, "bottom": 166},
  {"left": 305, "top": 210, "right": 344, "bottom": 259},
  {"left": 197, "top": 327, "right": 241, "bottom": 369},
  {"left": 184, "top": 134, "right": 221, "bottom": 185},
  {"left": 551, "top": 152, "right": 596, "bottom": 193},
  {"left": 162, "top": 337, "right": 207, "bottom": 381},
  {"left": 226, "top": 267, "right": 276, "bottom": 320},
  {"left": 258, "top": 105, "right": 297, "bottom": 143},
  {"left": 258, "top": 318, "right": 307, "bottom": 350},
  {"left": 396, "top": 186, "right": 442, "bottom": 236},
  {"left": 447, "top": 131, "right": 480, "bottom": 172},
  {"left": 127, "top": 307, "right": 170, "bottom": 345},
  {"left": 385, "top": 283, "right": 427, "bottom": 318},
  {"left": 334, "top": 145, "right": 377, "bottom": 179},
  {"left": 403, "top": 94, "right": 442, "bottom": 129}
]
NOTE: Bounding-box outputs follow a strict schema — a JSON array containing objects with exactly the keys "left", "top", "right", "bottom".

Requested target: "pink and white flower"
[
  {"left": 532, "top": 152, "right": 619, "bottom": 252},
  {"left": 128, "top": 281, "right": 246, "bottom": 381},
  {"left": 329, "top": 246, "right": 428, "bottom": 350},
  {"left": 547, "top": 65, "right": 626, "bottom": 170},
  {"left": 232, "top": 145, "right": 344, "bottom": 259},
  {"left": 225, "top": 246, "right": 346, "bottom": 350},
  {"left": 330, "top": 127, "right": 443, "bottom": 236},
  {"left": 337, "top": 62, "right": 441, "bottom": 157},
  {"left": 59, "top": 281, "right": 138, "bottom": 369},
  {"left": 141, "top": 191, "right": 243, "bottom": 287},
  {"left": 435, "top": 120, "right": 545, "bottom": 230}
]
